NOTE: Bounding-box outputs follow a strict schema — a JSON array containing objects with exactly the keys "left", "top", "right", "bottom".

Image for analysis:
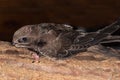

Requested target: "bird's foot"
[{"left": 31, "top": 53, "right": 40, "bottom": 63}]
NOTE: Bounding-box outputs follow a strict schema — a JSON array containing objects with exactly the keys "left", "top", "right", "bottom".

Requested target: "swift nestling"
[{"left": 12, "top": 20, "right": 120, "bottom": 61}]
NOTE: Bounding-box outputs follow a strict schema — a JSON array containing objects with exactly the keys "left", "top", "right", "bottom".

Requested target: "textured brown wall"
[{"left": 0, "top": 0, "right": 120, "bottom": 41}]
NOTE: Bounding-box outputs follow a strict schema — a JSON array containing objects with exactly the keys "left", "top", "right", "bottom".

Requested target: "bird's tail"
[
  {"left": 97, "top": 18, "right": 120, "bottom": 34},
  {"left": 101, "top": 36, "right": 120, "bottom": 44}
]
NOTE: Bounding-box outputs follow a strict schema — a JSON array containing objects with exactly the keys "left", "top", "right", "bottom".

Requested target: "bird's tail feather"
[
  {"left": 97, "top": 18, "right": 120, "bottom": 34},
  {"left": 101, "top": 36, "right": 120, "bottom": 43}
]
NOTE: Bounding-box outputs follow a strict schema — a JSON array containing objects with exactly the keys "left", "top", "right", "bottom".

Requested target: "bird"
[{"left": 12, "top": 19, "right": 120, "bottom": 62}]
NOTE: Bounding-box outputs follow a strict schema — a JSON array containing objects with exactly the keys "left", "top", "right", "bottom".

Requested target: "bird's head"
[{"left": 12, "top": 24, "right": 58, "bottom": 49}]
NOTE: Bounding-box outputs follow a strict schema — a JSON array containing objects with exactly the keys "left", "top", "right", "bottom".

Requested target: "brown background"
[{"left": 0, "top": 0, "right": 120, "bottom": 41}]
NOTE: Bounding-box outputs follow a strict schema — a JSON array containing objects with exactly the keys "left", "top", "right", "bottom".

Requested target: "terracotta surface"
[
  {"left": 0, "top": 0, "right": 120, "bottom": 41},
  {"left": 0, "top": 41, "right": 120, "bottom": 80}
]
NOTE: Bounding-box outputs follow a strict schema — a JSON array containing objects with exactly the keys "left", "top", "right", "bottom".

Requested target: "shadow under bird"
[{"left": 12, "top": 19, "right": 120, "bottom": 62}]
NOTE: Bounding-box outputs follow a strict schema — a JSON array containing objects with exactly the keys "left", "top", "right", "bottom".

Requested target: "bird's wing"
[
  {"left": 70, "top": 18, "right": 120, "bottom": 51},
  {"left": 55, "top": 32, "right": 106, "bottom": 58},
  {"left": 52, "top": 19, "right": 120, "bottom": 59},
  {"left": 97, "top": 18, "right": 120, "bottom": 34},
  {"left": 70, "top": 33, "right": 107, "bottom": 50},
  {"left": 100, "top": 36, "right": 120, "bottom": 43}
]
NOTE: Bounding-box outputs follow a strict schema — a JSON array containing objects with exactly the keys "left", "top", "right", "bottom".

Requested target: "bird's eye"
[{"left": 18, "top": 37, "right": 28, "bottom": 43}]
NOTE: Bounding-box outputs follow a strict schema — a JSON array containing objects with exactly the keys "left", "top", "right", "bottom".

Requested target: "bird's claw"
[{"left": 32, "top": 53, "right": 40, "bottom": 63}]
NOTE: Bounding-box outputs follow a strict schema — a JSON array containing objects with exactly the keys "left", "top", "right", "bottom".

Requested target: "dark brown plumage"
[{"left": 12, "top": 20, "right": 120, "bottom": 61}]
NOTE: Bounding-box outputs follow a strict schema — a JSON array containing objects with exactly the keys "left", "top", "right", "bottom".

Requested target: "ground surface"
[{"left": 0, "top": 41, "right": 120, "bottom": 80}]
